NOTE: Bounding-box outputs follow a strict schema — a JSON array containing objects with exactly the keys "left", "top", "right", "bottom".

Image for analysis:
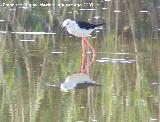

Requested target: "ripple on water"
[
  {"left": 139, "top": 10, "right": 149, "bottom": 13},
  {"left": 96, "top": 58, "right": 135, "bottom": 64},
  {"left": 51, "top": 51, "right": 63, "bottom": 54},
  {"left": 150, "top": 118, "right": 158, "bottom": 121},
  {"left": 13, "top": 32, "right": 56, "bottom": 35},
  {"left": 0, "top": 31, "right": 56, "bottom": 35},
  {"left": 0, "top": 20, "right": 5, "bottom": 22},
  {"left": 102, "top": 8, "right": 108, "bottom": 10},
  {"left": 20, "top": 39, "right": 35, "bottom": 42},
  {"left": 91, "top": 119, "right": 98, "bottom": 122},
  {"left": 114, "top": 10, "right": 121, "bottom": 13}
]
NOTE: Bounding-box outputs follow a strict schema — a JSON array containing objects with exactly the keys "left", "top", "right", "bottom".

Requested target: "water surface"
[{"left": 0, "top": 0, "right": 160, "bottom": 122}]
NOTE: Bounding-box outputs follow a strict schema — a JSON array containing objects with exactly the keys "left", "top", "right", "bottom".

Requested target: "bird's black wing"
[
  {"left": 75, "top": 82, "right": 101, "bottom": 89},
  {"left": 76, "top": 21, "right": 98, "bottom": 30}
]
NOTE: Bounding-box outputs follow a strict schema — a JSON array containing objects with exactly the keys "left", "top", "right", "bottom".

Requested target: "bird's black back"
[{"left": 76, "top": 21, "right": 104, "bottom": 30}]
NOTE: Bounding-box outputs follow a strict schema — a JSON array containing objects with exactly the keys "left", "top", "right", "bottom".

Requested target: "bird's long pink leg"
[
  {"left": 80, "top": 37, "right": 87, "bottom": 73},
  {"left": 84, "top": 37, "right": 96, "bottom": 58},
  {"left": 83, "top": 37, "right": 96, "bottom": 72}
]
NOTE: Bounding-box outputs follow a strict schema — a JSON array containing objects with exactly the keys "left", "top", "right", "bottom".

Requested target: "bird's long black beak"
[{"left": 61, "top": 26, "right": 66, "bottom": 32}]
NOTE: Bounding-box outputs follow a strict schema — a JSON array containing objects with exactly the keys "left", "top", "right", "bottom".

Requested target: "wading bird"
[{"left": 62, "top": 19, "right": 104, "bottom": 73}]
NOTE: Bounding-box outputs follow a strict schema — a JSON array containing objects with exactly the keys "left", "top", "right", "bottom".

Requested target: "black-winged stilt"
[{"left": 62, "top": 19, "right": 104, "bottom": 73}]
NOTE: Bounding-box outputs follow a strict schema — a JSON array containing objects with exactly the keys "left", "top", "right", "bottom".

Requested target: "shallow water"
[{"left": 0, "top": 0, "right": 160, "bottom": 122}]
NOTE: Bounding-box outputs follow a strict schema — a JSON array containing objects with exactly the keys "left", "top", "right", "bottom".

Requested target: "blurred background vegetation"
[{"left": 0, "top": 0, "right": 159, "bottom": 122}]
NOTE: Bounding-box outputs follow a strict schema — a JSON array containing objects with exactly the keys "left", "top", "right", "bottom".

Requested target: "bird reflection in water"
[{"left": 60, "top": 73, "right": 101, "bottom": 92}]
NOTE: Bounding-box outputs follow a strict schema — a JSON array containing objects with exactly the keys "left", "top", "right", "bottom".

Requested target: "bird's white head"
[{"left": 62, "top": 19, "right": 72, "bottom": 27}]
